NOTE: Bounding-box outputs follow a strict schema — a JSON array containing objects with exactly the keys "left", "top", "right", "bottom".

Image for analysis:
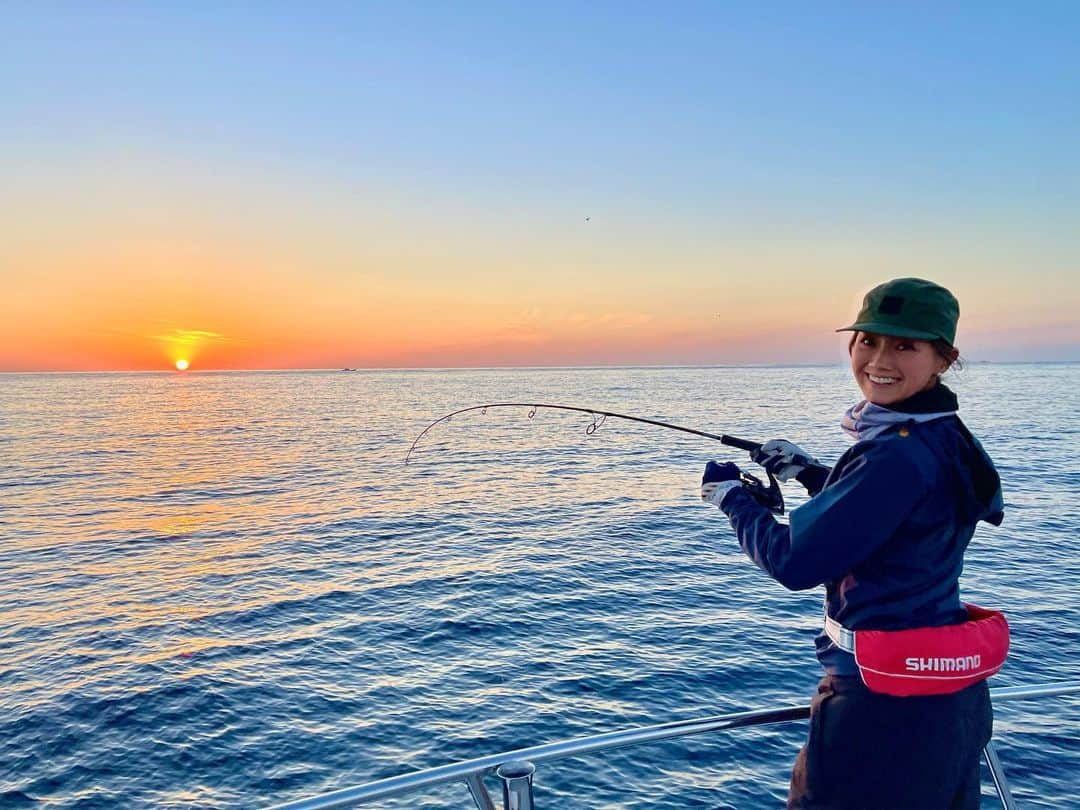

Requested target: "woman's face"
[{"left": 850, "top": 331, "right": 950, "bottom": 406}]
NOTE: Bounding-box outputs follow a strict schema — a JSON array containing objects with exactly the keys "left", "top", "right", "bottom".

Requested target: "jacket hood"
[{"left": 951, "top": 420, "right": 1004, "bottom": 526}]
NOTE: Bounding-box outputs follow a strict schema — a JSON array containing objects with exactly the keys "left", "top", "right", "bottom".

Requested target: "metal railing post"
[
  {"left": 496, "top": 760, "right": 535, "bottom": 810},
  {"left": 464, "top": 773, "right": 497, "bottom": 810},
  {"left": 983, "top": 742, "right": 1017, "bottom": 810}
]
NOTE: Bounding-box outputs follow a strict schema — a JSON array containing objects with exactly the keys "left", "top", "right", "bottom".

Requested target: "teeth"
[{"left": 869, "top": 375, "right": 898, "bottom": 384}]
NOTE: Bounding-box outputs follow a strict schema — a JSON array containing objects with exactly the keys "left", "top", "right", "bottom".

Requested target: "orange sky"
[
  {"left": 4, "top": 128, "right": 1078, "bottom": 374},
  {"left": 1, "top": 169, "right": 871, "bottom": 371},
  {"left": 5, "top": 202, "right": 1077, "bottom": 372}
]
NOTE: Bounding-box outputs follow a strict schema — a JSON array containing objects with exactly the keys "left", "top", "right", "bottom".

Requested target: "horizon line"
[{"left": 3, "top": 358, "right": 1078, "bottom": 375}]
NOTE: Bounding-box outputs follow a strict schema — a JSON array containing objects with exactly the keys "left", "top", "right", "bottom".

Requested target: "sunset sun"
[{"left": 175, "top": 359, "right": 189, "bottom": 371}]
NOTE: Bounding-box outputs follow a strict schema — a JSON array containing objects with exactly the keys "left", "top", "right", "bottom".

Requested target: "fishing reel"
[{"left": 738, "top": 469, "right": 785, "bottom": 515}]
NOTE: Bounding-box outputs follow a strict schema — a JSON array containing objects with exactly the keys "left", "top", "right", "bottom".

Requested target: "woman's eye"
[{"left": 897, "top": 343, "right": 913, "bottom": 351}]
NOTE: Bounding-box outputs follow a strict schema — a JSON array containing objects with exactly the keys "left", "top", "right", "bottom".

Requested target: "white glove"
[
  {"left": 753, "top": 439, "right": 819, "bottom": 483},
  {"left": 701, "top": 480, "right": 741, "bottom": 508}
]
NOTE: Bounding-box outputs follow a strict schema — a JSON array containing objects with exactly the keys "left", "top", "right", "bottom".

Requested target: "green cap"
[{"left": 837, "top": 277, "right": 959, "bottom": 345}]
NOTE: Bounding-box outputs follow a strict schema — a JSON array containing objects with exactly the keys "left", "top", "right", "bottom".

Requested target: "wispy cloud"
[{"left": 150, "top": 329, "right": 231, "bottom": 345}]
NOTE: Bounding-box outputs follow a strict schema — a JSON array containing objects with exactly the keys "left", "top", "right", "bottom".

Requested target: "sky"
[{"left": 3, "top": 3, "right": 1079, "bottom": 371}]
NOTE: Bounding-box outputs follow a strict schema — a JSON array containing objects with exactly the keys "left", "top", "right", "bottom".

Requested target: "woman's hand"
[
  {"left": 701, "top": 460, "right": 742, "bottom": 507},
  {"left": 751, "top": 439, "right": 829, "bottom": 496},
  {"left": 751, "top": 439, "right": 816, "bottom": 481}
]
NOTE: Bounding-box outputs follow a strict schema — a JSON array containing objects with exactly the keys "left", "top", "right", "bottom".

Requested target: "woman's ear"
[{"left": 939, "top": 346, "right": 960, "bottom": 374}]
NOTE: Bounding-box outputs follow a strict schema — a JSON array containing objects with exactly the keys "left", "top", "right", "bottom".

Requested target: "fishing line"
[{"left": 405, "top": 402, "right": 785, "bottom": 513}]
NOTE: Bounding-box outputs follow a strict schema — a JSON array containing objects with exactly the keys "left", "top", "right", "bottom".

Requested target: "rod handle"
[{"left": 720, "top": 435, "right": 761, "bottom": 453}]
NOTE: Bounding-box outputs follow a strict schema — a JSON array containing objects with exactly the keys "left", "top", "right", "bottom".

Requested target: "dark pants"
[{"left": 788, "top": 675, "right": 993, "bottom": 809}]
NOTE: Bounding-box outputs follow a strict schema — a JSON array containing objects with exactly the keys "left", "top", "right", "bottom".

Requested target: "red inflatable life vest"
[{"left": 826, "top": 604, "right": 1010, "bottom": 697}]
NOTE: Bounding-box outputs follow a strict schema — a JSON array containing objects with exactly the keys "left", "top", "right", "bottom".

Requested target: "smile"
[{"left": 868, "top": 374, "right": 899, "bottom": 384}]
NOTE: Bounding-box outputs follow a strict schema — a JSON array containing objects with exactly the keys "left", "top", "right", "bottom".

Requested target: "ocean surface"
[{"left": 2, "top": 365, "right": 1078, "bottom": 809}]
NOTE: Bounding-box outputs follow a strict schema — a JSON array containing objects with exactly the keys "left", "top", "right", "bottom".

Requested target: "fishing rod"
[{"left": 405, "top": 402, "right": 786, "bottom": 513}]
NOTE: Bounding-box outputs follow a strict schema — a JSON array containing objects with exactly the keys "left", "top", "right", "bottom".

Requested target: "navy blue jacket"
[{"left": 720, "top": 395, "right": 1004, "bottom": 676}]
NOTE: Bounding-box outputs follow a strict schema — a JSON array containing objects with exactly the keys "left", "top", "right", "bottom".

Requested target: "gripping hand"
[
  {"left": 751, "top": 439, "right": 816, "bottom": 481},
  {"left": 751, "top": 439, "right": 829, "bottom": 496},
  {"left": 701, "top": 461, "right": 742, "bottom": 507}
]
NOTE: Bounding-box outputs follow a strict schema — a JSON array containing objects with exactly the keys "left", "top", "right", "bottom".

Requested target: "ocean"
[{"left": 2, "top": 365, "right": 1078, "bottom": 808}]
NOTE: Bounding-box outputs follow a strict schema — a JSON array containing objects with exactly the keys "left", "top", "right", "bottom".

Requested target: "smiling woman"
[{"left": 703, "top": 276, "right": 1008, "bottom": 809}]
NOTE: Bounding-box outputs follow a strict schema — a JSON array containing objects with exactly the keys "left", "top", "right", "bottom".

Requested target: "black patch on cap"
[{"left": 879, "top": 295, "right": 904, "bottom": 315}]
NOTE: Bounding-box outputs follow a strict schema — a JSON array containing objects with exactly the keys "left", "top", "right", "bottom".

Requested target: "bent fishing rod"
[{"left": 405, "top": 402, "right": 786, "bottom": 513}]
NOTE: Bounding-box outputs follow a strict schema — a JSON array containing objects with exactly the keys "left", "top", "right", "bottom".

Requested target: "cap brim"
[{"left": 835, "top": 321, "right": 941, "bottom": 340}]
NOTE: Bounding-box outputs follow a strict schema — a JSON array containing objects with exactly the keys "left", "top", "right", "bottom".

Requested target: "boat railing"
[{"left": 269, "top": 680, "right": 1080, "bottom": 810}]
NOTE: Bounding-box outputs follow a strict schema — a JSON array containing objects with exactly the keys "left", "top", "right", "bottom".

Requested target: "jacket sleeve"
[{"left": 720, "top": 441, "right": 928, "bottom": 591}]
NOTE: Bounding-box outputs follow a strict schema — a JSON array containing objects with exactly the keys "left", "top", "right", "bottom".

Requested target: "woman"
[{"left": 701, "top": 278, "right": 1008, "bottom": 809}]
